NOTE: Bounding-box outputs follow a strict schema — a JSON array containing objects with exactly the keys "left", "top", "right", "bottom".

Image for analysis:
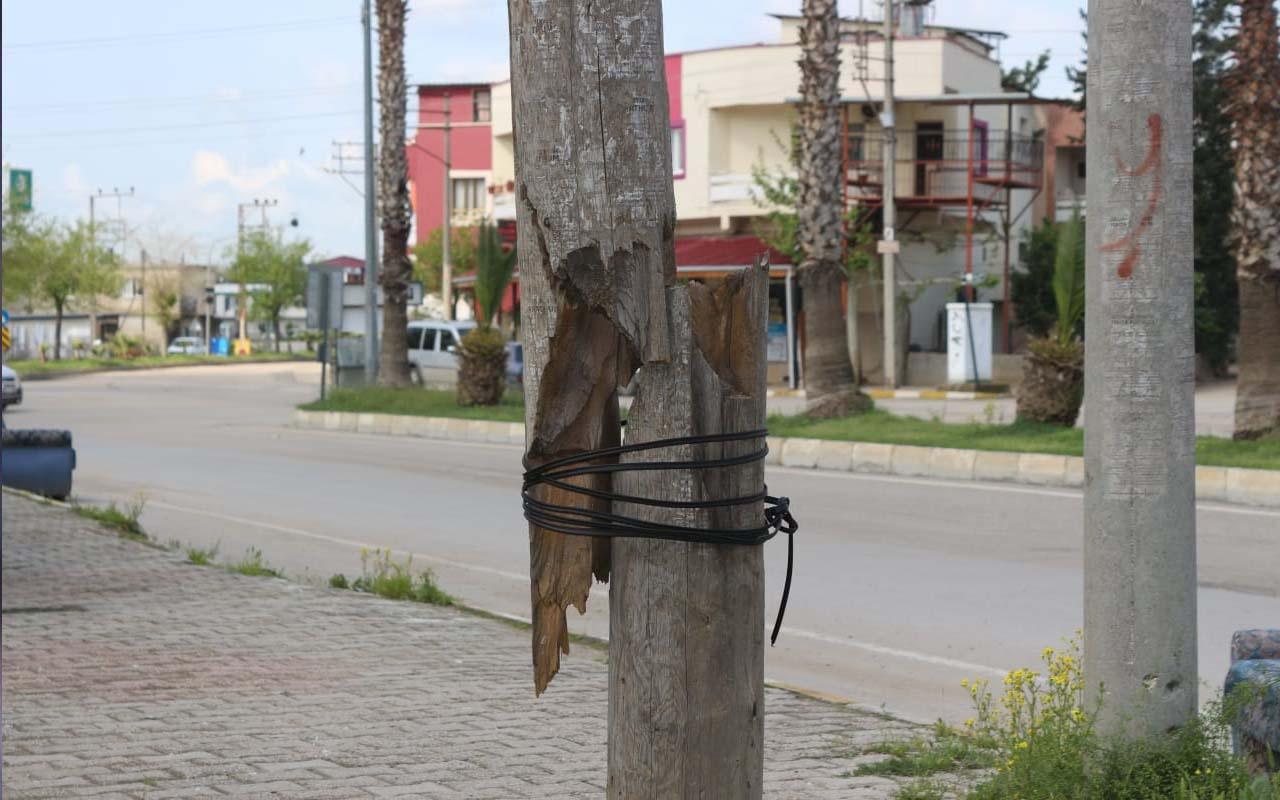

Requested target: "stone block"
[
  {"left": 1195, "top": 466, "right": 1228, "bottom": 503},
  {"left": 973, "top": 450, "right": 1019, "bottom": 482},
  {"left": 780, "top": 438, "right": 821, "bottom": 469},
  {"left": 889, "top": 445, "right": 933, "bottom": 477},
  {"left": 929, "top": 448, "right": 976, "bottom": 481},
  {"left": 1226, "top": 468, "right": 1280, "bottom": 508},
  {"left": 850, "top": 443, "right": 893, "bottom": 474},
  {"left": 1017, "top": 453, "right": 1067, "bottom": 486},
  {"left": 814, "top": 441, "right": 855, "bottom": 472}
]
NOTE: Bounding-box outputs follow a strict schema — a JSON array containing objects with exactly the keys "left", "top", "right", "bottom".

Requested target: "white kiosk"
[{"left": 945, "top": 301, "right": 993, "bottom": 385}]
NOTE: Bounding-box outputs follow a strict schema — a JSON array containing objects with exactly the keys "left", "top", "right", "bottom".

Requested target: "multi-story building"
[{"left": 407, "top": 11, "right": 1083, "bottom": 387}]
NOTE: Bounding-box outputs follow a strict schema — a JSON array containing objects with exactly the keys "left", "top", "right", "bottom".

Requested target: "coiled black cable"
[{"left": 522, "top": 429, "right": 798, "bottom": 644}]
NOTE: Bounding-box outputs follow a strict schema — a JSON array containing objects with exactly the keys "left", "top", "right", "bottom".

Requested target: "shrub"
[{"left": 455, "top": 326, "right": 507, "bottom": 406}]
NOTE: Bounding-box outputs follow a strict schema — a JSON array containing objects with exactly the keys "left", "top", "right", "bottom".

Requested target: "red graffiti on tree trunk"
[{"left": 1100, "top": 114, "right": 1164, "bottom": 279}]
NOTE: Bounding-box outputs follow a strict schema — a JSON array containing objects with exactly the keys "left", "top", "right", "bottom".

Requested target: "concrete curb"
[
  {"left": 292, "top": 409, "right": 1280, "bottom": 508},
  {"left": 19, "top": 356, "right": 314, "bottom": 382}
]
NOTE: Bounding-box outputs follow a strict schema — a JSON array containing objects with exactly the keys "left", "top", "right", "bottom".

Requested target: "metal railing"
[{"left": 844, "top": 129, "right": 1043, "bottom": 204}]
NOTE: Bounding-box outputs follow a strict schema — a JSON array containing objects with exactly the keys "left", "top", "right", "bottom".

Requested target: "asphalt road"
[{"left": 8, "top": 363, "right": 1277, "bottom": 723}]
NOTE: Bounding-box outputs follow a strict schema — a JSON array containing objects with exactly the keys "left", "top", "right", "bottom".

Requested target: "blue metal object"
[{"left": 1, "top": 429, "right": 76, "bottom": 500}]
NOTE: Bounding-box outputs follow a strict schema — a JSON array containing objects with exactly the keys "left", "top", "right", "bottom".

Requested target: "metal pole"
[
  {"left": 880, "top": 0, "right": 897, "bottom": 387},
  {"left": 140, "top": 249, "right": 147, "bottom": 341},
  {"left": 442, "top": 92, "right": 453, "bottom": 320},
  {"left": 1083, "top": 0, "right": 1196, "bottom": 740},
  {"left": 785, "top": 266, "right": 796, "bottom": 390},
  {"left": 964, "top": 102, "right": 976, "bottom": 303},
  {"left": 1002, "top": 104, "right": 1013, "bottom": 353},
  {"left": 205, "top": 259, "right": 213, "bottom": 353},
  {"left": 362, "top": 0, "right": 379, "bottom": 383}
]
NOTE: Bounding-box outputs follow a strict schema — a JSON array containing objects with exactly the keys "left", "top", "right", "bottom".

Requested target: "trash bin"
[
  {"left": 1, "top": 428, "right": 76, "bottom": 500},
  {"left": 211, "top": 337, "right": 230, "bottom": 356}
]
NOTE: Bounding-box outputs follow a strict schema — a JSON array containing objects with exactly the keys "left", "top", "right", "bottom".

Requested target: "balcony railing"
[{"left": 843, "top": 129, "right": 1043, "bottom": 207}]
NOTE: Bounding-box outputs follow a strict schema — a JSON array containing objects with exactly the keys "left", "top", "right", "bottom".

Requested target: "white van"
[{"left": 406, "top": 319, "right": 477, "bottom": 386}]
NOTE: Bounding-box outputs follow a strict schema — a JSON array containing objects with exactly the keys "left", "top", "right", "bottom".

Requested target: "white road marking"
[
  {"left": 148, "top": 497, "right": 1010, "bottom": 679},
  {"left": 148, "top": 499, "right": 530, "bottom": 583}
]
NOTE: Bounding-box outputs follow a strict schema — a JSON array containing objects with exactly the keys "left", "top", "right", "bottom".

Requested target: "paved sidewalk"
[{"left": 2, "top": 493, "right": 922, "bottom": 799}]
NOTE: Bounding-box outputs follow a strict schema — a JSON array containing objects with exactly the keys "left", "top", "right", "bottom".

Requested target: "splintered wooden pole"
[
  {"left": 610, "top": 261, "right": 769, "bottom": 797},
  {"left": 508, "top": 0, "right": 672, "bottom": 695}
]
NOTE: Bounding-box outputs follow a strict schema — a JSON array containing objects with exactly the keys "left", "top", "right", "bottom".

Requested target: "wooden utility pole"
[
  {"left": 1083, "top": 0, "right": 1196, "bottom": 739},
  {"left": 509, "top": 0, "right": 768, "bottom": 794}
]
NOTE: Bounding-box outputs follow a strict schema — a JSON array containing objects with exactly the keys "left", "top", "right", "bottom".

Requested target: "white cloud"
[{"left": 190, "top": 150, "right": 291, "bottom": 194}]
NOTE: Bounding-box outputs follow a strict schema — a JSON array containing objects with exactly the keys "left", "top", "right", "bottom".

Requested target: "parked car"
[
  {"left": 406, "top": 320, "right": 478, "bottom": 387},
  {"left": 166, "top": 336, "right": 207, "bottom": 355},
  {"left": 2, "top": 364, "right": 23, "bottom": 408}
]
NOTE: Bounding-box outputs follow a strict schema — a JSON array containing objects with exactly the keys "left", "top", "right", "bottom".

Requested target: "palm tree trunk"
[
  {"left": 1235, "top": 278, "right": 1280, "bottom": 438},
  {"left": 1229, "top": 0, "right": 1280, "bottom": 438},
  {"left": 53, "top": 299, "right": 64, "bottom": 361},
  {"left": 376, "top": 0, "right": 413, "bottom": 386},
  {"left": 796, "top": 0, "right": 865, "bottom": 417}
]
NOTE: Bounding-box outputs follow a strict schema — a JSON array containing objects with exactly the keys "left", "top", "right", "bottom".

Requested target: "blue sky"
[{"left": 1, "top": 0, "right": 1083, "bottom": 264}]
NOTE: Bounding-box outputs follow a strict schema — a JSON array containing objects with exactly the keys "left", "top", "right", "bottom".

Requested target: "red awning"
[{"left": 673, "top": 235, "right": 792, "bottom": 270}]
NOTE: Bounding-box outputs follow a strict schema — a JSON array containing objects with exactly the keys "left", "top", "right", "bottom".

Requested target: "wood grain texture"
[
  {"left": 608, "top": 260, "right": 769, "bottom": 799},
  {"left": 508, "top": 0, "right": 674, "bottom": 694}
]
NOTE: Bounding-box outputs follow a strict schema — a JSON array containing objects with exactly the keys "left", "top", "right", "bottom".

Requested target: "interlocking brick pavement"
[{"left": 2, "top": 492, "right": 923, "bottom": 799}]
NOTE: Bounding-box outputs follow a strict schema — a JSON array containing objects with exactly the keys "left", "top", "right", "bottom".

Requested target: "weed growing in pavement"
[
  {"left": 185, "top": 544, "right": 219, "bottom": 566},
  {"left": 227, "top": 547, "right": 283, "bottom": 578},
  {"left": 348, "top": 548, "right": 453, "bottom": 606},
  {"left": 850, "top": 721, "right": 995, "bottom": 778},
  {"left": 892, "top": 780, "right": 949, "bottom": 800},
  {"left": 72, "top": 493, "right": 147, "bottom": 540},
  {"left": 328, "top": 573, "right": 350, "bottom": 589},
  {"left": 880, "top": 634, "right": 1280, "bottom": 800}
]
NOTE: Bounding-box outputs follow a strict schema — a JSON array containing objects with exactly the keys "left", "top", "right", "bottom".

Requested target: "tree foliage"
[
  {"left": 1050, "top": 208, "right": 1086, "bottom": 347},
  {"left": 1002, "top": 50, "right": 1051, "bottom": 93},
  {"left": 472, "top": 219, "right": 517, "bottom": 327},
  {"left": 3, "top": 212, "right": 122, "bottom": 359},
  {"left": 1192, "top": 0, "right": 1239, "bottom": 373},
  {"left": 146, "top": 270, "right": 183, "bottom": 344},
  {"left": 1011, "top": 220, "right": 1061, "bottom": 339},
  {"left": 226, "top": 231, "right": 310, "bottom": 351},
  {"left": 411, "top": 225, "right": 478, "bottom": 295}
]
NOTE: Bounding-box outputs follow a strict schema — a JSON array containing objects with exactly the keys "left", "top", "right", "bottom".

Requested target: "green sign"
[{"left": 9, "top": 169, "right": 33, "bottom": 211}]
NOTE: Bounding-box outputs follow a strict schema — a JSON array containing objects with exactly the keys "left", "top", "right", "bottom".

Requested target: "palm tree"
[
  {"left": 456, "top": 220, "right": 515, "bottom": 406},
  {"left": 1015, "top": 209, "right": 1086, "bottom": 426},
  {"left": 1227, "top": 0, "right": 1280, "bottom": 439},
  {"left": 796, "top": 0, "right": 869, "bottom": 418},
  {"left": 375, "top": 0, "right": 413, "bottom": 386}
]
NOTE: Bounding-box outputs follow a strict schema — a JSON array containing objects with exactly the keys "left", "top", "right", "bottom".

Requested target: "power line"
[
  {"left": 3, "top": 85, "right": 360, "bottom": 115},
  {"left": 2, "top": 16, "right": 351, "bottom": 54},
  {"left": 4, "top": 111, "right": 360, "bottom": 141}
]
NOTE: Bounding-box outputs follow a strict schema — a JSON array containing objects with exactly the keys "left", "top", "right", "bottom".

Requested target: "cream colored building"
[{"left": 426, "top": 12, "right": 1073, "bottom": 386}]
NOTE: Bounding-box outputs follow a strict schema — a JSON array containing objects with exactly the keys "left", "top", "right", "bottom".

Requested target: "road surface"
[{"left": 8, "top": 363, "right": 1276, "bottom": 723}]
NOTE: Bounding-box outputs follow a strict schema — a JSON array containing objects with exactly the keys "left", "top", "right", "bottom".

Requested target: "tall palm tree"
[
  {"left": 376, "top": 0, "right": 413, "bottom": 386},
  {"left": 796, "top": 0, "right": 868, "bottom": 417},
  {"left": 1227, "top": 0, "right": 1280, "bottom": 439}
]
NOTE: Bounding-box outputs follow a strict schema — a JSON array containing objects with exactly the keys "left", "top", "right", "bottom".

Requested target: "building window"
[
  {"left": 671, "top": 123, "right": 686, "bottom": 179},
  {"left": 452, "top": 178, "right": 484, "bottom": 212},
  {"left": 846, "top": 123, "right": 866, "bottom": 162},
  {"left": 473, "top": 89, "right": 491, "bottom": 123},
  {"left": 121, "top": 278, "right": 143, "bottom": 298}
]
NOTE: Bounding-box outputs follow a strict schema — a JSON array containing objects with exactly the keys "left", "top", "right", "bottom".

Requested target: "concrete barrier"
[{"left": 291, "top": 410, "right": 1280, "bottom": 507}]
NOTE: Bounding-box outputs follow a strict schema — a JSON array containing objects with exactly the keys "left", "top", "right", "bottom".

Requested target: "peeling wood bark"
[{"left": 508, "top": 0, "right": 674, "bottom": 695}]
